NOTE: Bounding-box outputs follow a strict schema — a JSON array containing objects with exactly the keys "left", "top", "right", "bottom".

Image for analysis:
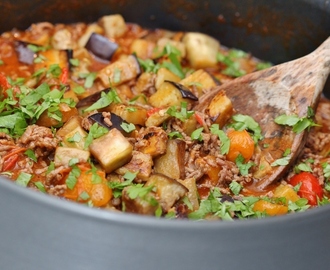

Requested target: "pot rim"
[{"left": 2, "top": 175, "right": 329, "bottom": 229}]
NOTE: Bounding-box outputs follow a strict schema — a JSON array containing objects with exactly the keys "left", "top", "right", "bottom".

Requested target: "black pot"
[{"left": 1, "top": 1, "right": 330, "bottom": 269}]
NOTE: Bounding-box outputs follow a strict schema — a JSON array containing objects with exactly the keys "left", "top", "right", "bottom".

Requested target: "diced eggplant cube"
[
  {"left": 85, "top": 33, "right": 118, "bottom": 61},
  {"left": 98, "top": 14, "right": 127, "bottom": 39},
  {"left": 56, "top": 116, "right": 88, "bottom": 150},
  {"left": 97, "top": 54, "right": 141, "bottom": 87},
  {"left": 15, "top": 41, "right": 35, "bottom": 65},
  {"left": 206, "top": 89, "right": 234, "bottom": 128},
  {"left": 122, "top": 186, "right": 158, "bottom": 215},
  {"left": 89, "top": 128, "right": 133, "bottom": 173},
  {"left": 154, "top": 139, "right": 186, "bottom": 180},
  {"left": 183, "top": 32, "right": 220, "bottom": 69},
  {"left": 54, "top": 147, "right": 90, "bottom": 167},
  {"left": 146, "top": 173, "right": 188, "bottom": 212}
]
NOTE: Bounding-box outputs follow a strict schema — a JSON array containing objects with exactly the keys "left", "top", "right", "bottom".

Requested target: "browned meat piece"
[
  {"left": 135, "top": 126, "right": 168, "bottom": 157},
  {"left": 18, "top": 125, "right": 59, "bottom": 157},
  {"left": 115, "top": 150, "right": 153, "bottom": 181}
]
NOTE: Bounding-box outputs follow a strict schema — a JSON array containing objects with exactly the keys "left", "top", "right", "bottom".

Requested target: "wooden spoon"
[{"left": 195, "top": 37, "right": 330, "bottom": 192}]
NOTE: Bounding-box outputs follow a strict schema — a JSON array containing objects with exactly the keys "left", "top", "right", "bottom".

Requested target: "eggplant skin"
[
  {"left": 88, "top": 112, "right": 129, "bottom": 135},
  {"left": 165, "top": 80, "right": 198, "bottom": 101},
  {"left": 85, "top": 33, "right": 118, "bottom": 61},
  {"left": 14, "top": 41, "right": 35, "bottom": 65}
]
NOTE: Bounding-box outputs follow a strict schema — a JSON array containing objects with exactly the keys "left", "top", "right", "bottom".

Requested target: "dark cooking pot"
[{"left": 1, "top": 1, "right": 330, "bottom": 269}]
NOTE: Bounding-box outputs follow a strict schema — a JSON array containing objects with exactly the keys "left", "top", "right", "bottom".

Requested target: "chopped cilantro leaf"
[
  {"left": 168, "top": 131, "right": 184, "bottom": 139},
  {"left": 84, "top": 89, "right": 121, "bottom": 112},
  {"left": 210, "top": 124, "right": 230, "bottom": 155},
  {"left": 79, "top": 191, "right": 90, "bottom": 201},
  {"left": 166, "top": 102, "right": 194, "bottom": 122},
  {"left": 79, "top": 72, "right": 97, "bottom": 88},
  {"left": 120, "top": 122, "right": 136, "bottom": 133},
  {"left": 126, "top": 184, "right": 153, "bottom": 200},
  {"left": 113, "top": 68, "right": 121, "bottom": 83},
  {"left": 24, "top": 149, "right": 37, "bottom": 162},
  {"left": 137, "top": 58, "right": 160, "bottom": 73},
  {"left": 235, "top": 154, "right": 255, "bottom": 175},
  {"left": 73, "top": 86, "right": 85, "bottom": 94},
  {"left": 229, "top": 181, "right": 242, "bottom": 195},
  {"left": 229, "top": 114, "right": 262, "bottom": 143},
  {"left": 67, "top": 132, "right": 82, "bottom": 143},
  {"left": 16, "top": 172, "right": 32, "bottom": 187},
  {"left": 66, "top": 166, "right": 81, "bottom": 190},
  {"left": 69, "top": 58, "right": 80, "bottom": 67},
  {"left": 274, "top": 108, "right": 319, "bottom": 133},
  {"left": 84, "top": 123, "right": 109, "bottom": 149},
  {"left": 34, "top": 181, "right": 46, "bottom": 193},
  {"left": 68, "top": 158, "right": 79, "bottom": 166},
  {"left": 191, "top": 127, "right": 203, "bottom": 141}
]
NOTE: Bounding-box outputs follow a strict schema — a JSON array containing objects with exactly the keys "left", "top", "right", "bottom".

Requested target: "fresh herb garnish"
[
  {"left": 84, "top": 123, "right": 109, "bottom": 149},
  {"left": 271, "top": 148, "right": 291, "bottom": 166},
  {"left": 113, "top": 68, "right": 121, "bottom": 83},
  {"left": 188, "top": 188, "right": 259, "bottom": 220},
  {"left": 166, "top": 102, "right": 194, "bottom": 122},
  {"left": 73, "top": 85, "right": 85, "bottom": 94},
  {"left": 69, "top": 58, "right": 80, "bottom": 67},
  {"left": 16, "top": 172, "right": 32, "bottom": 187},
  {"left": 126, "top": 184, "right": 154, "bottom": 200},
  {"left": 108, "top": 171, "right": 138, "bottom": 198},
  {"left": 210, "top": 124, "right": 230, "bottom": 155},
  {"left": 229, "top": 114, "right": 262, "bottom": 143},
  {"left": 168, "top": 131, "right": 184, "bottom": 139},
  {"left": 235, "top": 154, "right": 255, "bottom": 175},
  {"left": 79, "top": 72, "right": 97, "bottom": 88},
  {"left": 24, "top": 149, "right": 37, "bottom": 162},
  {"left": 217, "top": 49, "right": 247, "bottom": 77},
  {"left": 158, "top": 44, "right": 185, "bottom": 79},
  {"left": 120, "top": 122, "right": 136, "bottom": 133},
  {"left": 229, "top": 181, "right": 243, "bottom": 195},
  {"left": 191, "top": 127, "right": 204, "bottom": 141},
  {"left": 84, "top": 89, "right": 121, "bottom": 112},
  {"left": 274, "top": 107, "right": 319, "bottom": 133},
  {"left": 34, "top": 181, "right": 46, "bottom": 193},
  {"left": 65, "top": 166, "right": 81, "bottom": 190}
]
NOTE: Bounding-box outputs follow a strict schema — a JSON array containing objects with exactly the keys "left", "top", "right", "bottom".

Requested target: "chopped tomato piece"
[
  {"left": 147, "top": 107, "right": 161, "bottom": 117},
  {"left": 194, "top": 112, "right": 205, "bottom": 126},
  {"left": 288, "top": 172, "right": 323, "bottom": 206},
  {"left": 60, "top": 67, "right": 69, "bottom": 84},
  {"left": 0, "top": 72, "right": 10, "bottom": 90}
]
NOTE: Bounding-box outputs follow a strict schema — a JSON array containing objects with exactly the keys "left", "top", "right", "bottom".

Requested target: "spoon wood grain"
[{"left": 195, "top": 37, "right": 330, "bottom": 191}]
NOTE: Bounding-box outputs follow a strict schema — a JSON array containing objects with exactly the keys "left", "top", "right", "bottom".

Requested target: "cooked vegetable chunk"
[
  {"left": 183, "top": 32, "right": 220, "bottom": 68},
  {"left": 206, "top": 89, "right": 233, "bottom": 127},
  {"left": 89, "top": 128, "right": 133, "bottom": 173},
  {"left": 146, "top": 173, "right": 188, "bottom": 212},
  {"left": 85, "top": 33, "right": 118, "bottom": 61},
  {"left": 98, "top": 14, "right": 127, "bottom": 38},
  {"left": 54, "top": 147, "right": 90, "bottom": 166},
  {"left": 154, "top": 139, "right": 186, "bottom": 180},
  {"left": 56, "top": 116, "right": 88, "bottom": 149},
  {"left": 115, "top": 150, "right": 153, "bottom": 181},
  {"left": 97, "top": 55, "right": 141, "bottom": 87}
]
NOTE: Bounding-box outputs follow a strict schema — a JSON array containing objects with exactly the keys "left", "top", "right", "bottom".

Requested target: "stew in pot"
[{"left": 0, "top": 14, "right": 329, "bottom": 220}]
